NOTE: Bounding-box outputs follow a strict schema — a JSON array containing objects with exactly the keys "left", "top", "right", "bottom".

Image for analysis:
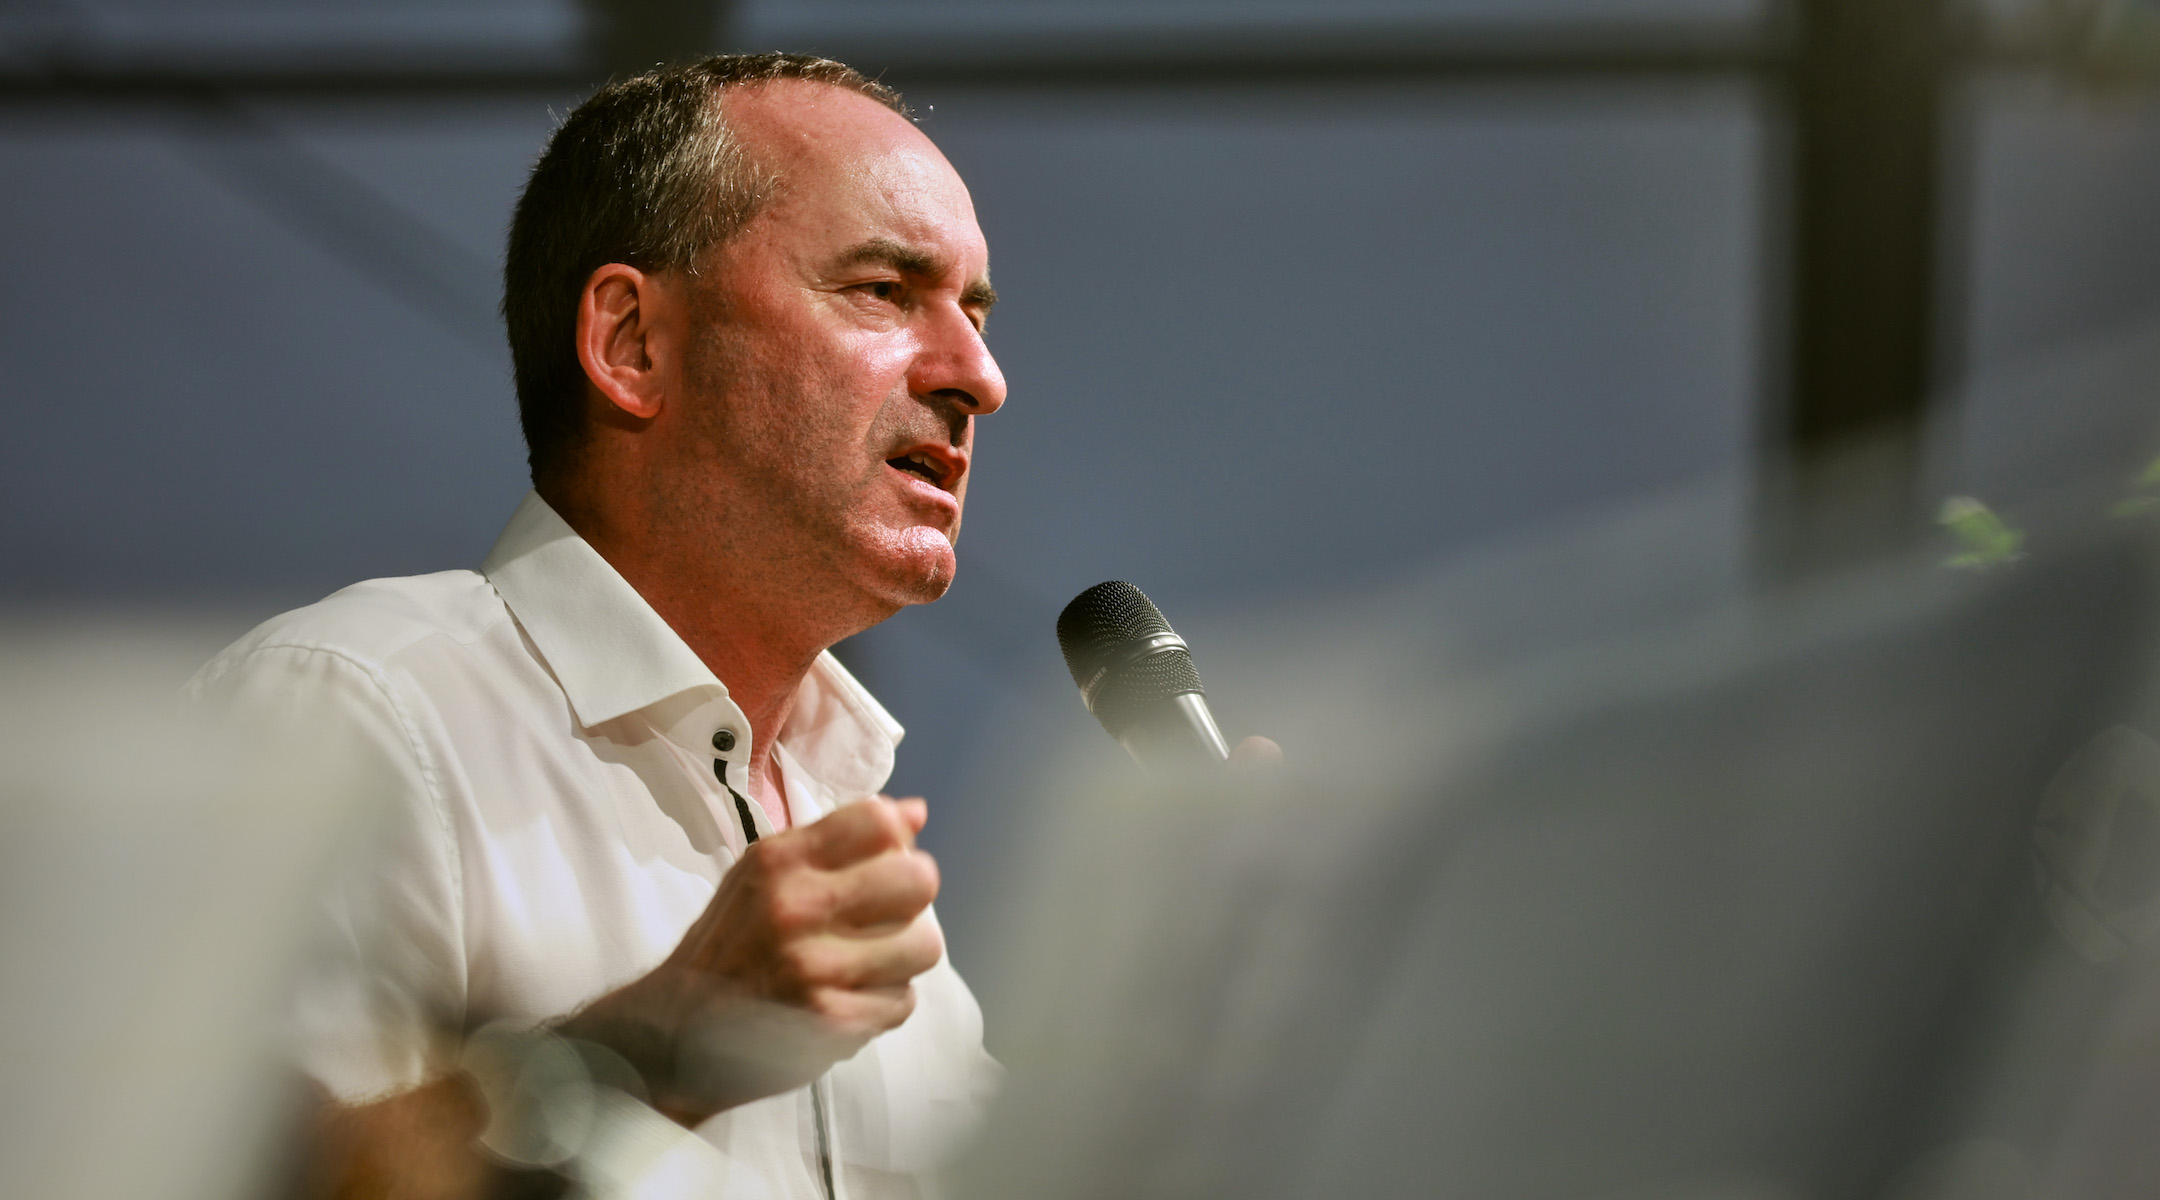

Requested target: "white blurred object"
[
  {"left": 0, "top": 616, "right": 375, "bottom": 1200},
  {"left": 961, "top": 476, "right": 2160, "bottom": 1200}
]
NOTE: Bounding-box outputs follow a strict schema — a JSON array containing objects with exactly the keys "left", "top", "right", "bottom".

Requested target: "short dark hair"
[{"left": 503, "top": 53, "right": 908, "bottom": 485}]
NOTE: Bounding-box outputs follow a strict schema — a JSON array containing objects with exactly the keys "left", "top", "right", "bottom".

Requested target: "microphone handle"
[{"left": 1117, "top": 692, "right": 1231, "bottom": 769}]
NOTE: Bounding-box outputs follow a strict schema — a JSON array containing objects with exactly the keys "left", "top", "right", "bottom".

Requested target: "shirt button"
[{"left": 712, "top": 729, "right": 737, "bottom": 753}]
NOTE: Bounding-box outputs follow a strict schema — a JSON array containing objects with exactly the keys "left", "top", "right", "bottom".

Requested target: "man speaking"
[{"left": 190, "top": 53, "right": 1005, "bottom": 1198}]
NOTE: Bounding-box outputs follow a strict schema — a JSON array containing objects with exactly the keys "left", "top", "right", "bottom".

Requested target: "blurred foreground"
[
  {"left": 963, "top": 456, "right": 2160, "bottom": 1199},
  {"left": 8, "top": 451, "right": 2160, "bottom": 1199},
  {"left": 0, "top": 620, "right": 375, "bottom": 1200}
]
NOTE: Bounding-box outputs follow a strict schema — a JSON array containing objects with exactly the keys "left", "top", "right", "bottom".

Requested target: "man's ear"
[{"left": 575, "top": 263, "right": 676, "bottom": 421}]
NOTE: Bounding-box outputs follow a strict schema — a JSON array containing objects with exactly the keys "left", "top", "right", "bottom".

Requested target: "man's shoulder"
[{"left": 190, "top": 569, "right": 512, "bottom": 696}]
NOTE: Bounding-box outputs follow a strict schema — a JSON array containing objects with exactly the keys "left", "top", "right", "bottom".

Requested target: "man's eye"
[{"left": 865, "top": 281, "right": 900, "bottom": 301}]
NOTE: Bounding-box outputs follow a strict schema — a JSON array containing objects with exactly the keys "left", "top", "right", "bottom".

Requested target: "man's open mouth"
[{"left": 887, "top": 451, "right": 945, "bottom": 485}]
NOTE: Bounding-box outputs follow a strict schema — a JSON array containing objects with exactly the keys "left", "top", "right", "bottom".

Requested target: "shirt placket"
[
  {"left": 705, "top": 722, "right": 765, "bottom": 847},
  {"left": 674, "top": 702, "right": 841, "bottom": 1200}
]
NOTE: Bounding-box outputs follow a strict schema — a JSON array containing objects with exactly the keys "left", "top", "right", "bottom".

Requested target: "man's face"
[{"left": 667, "top": 81, "right": 1005, "bottom": 615}]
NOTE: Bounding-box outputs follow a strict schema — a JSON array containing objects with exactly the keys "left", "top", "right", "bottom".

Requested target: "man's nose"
[{"left": 912, "top": 305, "right": 1006, "bottom": 416}]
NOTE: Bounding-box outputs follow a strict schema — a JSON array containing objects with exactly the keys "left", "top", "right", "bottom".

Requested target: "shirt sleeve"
[{"left": 189, "top": 641, "right": 469, "bottom": 1103}]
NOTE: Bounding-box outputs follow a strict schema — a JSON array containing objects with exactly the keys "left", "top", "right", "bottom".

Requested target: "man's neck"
[
  {"left": 540, "top": 482, "right": 865, "bottom": 800},
  {"left": 653, "top": 587, "right": 821, "bottom": 766}
]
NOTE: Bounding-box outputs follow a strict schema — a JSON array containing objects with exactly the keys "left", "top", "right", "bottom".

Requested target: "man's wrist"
[
  {"left": 556, "top": 983, "right": 850, "bottom": 1126},
  {"left": 548, "top": 1005, "right": 704, "bottom": 1126}
]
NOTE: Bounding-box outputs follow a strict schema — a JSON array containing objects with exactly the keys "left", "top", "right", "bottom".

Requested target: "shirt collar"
[{"left": 481, "top": 491, "right": 904, "bottom": 797}]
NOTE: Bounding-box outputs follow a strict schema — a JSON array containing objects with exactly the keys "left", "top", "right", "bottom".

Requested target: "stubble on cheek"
[
  {"left": 678, "top": 296, "right": 959, "bottom": 606},
  {"left": 853, "top": 405, "right": 971, "bottom": 603}
]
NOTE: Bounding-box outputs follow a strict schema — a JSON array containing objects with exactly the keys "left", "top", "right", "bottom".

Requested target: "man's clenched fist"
[{"left": 560, "top": 796, "right": 943, "bottom": 1125}]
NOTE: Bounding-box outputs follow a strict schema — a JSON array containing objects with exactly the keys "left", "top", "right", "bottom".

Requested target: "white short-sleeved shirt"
[{"left": 188, "top": 491, "right": 1000, "bottom": 1198}]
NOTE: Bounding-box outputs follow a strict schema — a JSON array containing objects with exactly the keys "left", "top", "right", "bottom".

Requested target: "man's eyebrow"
[
  {"left": 837, "top": 237, "right": 998, "bottom": 314},
  {"left": 836, "top": 237, "right": 939, "bottom": 277}
]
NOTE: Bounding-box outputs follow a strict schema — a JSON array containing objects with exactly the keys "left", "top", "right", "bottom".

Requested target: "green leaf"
[{"left": 1938, "top": 495, "right": 2025, "bottom": 569}]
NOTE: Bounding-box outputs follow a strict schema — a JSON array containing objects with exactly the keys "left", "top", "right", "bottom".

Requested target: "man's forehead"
[
  {"left": 723, "top": 81, "right": 987, "bottom": 267},
  {"left": 723, "top": 79, "right": 942, "bottom": 184}
]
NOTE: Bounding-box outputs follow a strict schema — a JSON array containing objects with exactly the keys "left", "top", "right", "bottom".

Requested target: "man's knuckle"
[
  {"left": 903, "top": 926, "right": 944, "bottom": 973},
  {"left": 885, "top": 986, "right": 919, "bottom": 1029},
  {"left": 806, "top": 985, "right": 858, "bottom": 1025},
  {"left": 781, "top": 939, "right": 834, "bottom": 983},
  {"left": 765, "top": 878, "right": 829, "bottom": 933},
  {"left": 909, "top": 850, "right": 940, "bottom": 896},
  {"left": 868, "top": 802, "right": 909, "bottom": 846}
]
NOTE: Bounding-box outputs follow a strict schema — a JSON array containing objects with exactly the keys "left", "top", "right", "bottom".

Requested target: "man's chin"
[{"left": 864, "top": 527, "right": 958, "bottom": 607}]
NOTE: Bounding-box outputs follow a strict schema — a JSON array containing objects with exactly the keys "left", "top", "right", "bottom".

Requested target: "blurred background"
[{"left": 7, "top": 0, "right": 2160, "bottom": 1029}]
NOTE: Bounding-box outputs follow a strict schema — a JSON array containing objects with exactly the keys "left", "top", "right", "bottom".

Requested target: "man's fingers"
[
  {"left": 1229, "top": 735, "right": 1284, "bottom": 771},
  {"left": 805, "top": 983, "right": 919, "bottom": 1037},
  {"left": 888, "top": 796, "right": 927, "bottom": 835},
  {"left": 790, "top": 918, "right": 944, "bottom": 991},
  {"left": 752, "top": 828, "right": 937, "bottom": 939},
  {"left": 820, "top": 846, "right": 940, "bottom": 929},
  {"left": 797, "top": 796, "right": 918, "bottom": 869},
  {"left": 666, "top": 798, "right": 938, "bottom": 1042}
]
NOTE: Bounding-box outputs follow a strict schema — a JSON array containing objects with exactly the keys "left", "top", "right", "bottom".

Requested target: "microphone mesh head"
[{"left": 1056, "top": 581, "right": 1206, "bottom": 739}]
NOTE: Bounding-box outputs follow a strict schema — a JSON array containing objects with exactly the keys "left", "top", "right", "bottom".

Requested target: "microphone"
[{"left": 1056, "top": 581, "right": 1231, "bottom": 769}]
